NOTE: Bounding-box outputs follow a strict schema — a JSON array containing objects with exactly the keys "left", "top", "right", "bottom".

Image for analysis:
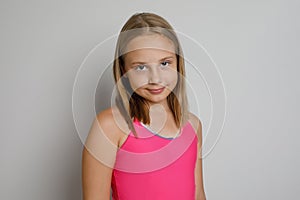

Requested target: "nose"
[{"left": 148, "top": 66, "right": 162, "bottom": 84}]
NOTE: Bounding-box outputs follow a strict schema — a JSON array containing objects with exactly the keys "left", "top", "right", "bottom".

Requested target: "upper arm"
[
  {"left": 82, "top": 147, "right": 113, "bottom": 200},
  {"left": 82, "top": 109, "right": 121, "bottom": 200},
  {"left": 189, "top": 112, "right": 206, "bottom": 200}
]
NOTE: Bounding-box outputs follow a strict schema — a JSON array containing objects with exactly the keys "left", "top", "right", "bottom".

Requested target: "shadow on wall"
[{"left": 95, "top": 62, "right": 115, "bottom": 114}]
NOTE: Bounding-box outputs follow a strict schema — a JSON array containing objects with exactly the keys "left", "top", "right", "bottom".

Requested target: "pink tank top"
[{"left": 111, "top": 118, "right": 198, "bottom": 200}]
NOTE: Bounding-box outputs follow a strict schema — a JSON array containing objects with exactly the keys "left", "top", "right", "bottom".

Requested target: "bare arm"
[
  {"left": 82, "top": 110, "right": 121, "bottom": 200},
  {"left": 82, "top": 147, "right": 113, "bottom": 200},
  {"left": 190, "top": 113, "right": 207, "bottom": 200}
]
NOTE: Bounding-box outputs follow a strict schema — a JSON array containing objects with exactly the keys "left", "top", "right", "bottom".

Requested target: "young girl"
[{"left": 82, "top": 12, "right": 206, "bottom": 200}]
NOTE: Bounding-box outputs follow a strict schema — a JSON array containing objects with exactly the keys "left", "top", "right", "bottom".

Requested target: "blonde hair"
[{"left": 113, "top": 12, "right": 189, "bottom": 138}]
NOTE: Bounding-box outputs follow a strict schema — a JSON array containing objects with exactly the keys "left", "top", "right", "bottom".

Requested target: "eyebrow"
[{"left": 130, "top": 56, "right": 175, "bottom": 66}]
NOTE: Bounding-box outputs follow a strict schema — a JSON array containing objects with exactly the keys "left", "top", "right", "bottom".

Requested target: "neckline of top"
[{"left": 133, "top": 118, "right": 186, "bottom": 140}]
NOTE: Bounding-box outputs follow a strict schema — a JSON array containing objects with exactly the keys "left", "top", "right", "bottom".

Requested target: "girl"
[{"left": 82, "top": 12, "right": 206, "bottom": 200}]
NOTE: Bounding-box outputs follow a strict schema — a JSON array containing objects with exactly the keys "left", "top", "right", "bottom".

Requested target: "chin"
[{"left": 146, "top": 94, "right": 171, "bottom": 104}]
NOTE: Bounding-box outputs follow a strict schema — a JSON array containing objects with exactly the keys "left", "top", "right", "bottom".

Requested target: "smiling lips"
[{"left": 147, "top": 87, "right": 165, "bottom": 94}]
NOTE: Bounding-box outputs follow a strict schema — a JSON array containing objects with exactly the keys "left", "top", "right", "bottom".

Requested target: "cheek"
[
  {"left": 163, "top": 70, "right": 178, "bottom": 87},
  {"left": 127, "top": 73, "right": 148, "bottom": 90}
]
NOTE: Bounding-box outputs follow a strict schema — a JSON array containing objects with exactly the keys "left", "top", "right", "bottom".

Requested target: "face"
[{"left": 122, "top": 34, "right": 178, "bottom": 105}]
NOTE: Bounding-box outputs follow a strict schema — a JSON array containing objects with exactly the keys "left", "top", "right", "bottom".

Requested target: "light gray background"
[{"left": 1, "top": 0, "right": 299, "bottom": 199}]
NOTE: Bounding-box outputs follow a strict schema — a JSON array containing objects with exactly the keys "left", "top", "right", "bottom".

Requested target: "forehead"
[
  {"left": 123, "top": 34, "right": 176, "bottom": 65},
  {"left": 124, "top": 33, "right": 176, "bottom": 55},
  {"left": 124, "top": 48, "right": 176, "bottom": 65}
]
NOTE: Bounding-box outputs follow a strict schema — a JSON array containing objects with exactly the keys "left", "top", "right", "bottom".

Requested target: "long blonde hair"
[{"left": 113, "top": 12, "right": 189, "bottom": 138}]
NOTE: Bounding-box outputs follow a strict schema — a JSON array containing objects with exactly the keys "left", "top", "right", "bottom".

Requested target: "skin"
[
  {"left": 123, "top": 33, "right": 178, "bottom": 132},
  {"left": 82, "top": 33, "right": 206, "bottom": 200}
]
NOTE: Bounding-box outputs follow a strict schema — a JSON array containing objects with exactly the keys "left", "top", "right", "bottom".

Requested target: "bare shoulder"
[
  {"left": 83, "top": 107, "right": 128, "bottom": 168},
  {"left": 95, "top": 106, "right": 130, "bottom": 145},
  {"left": 96, "top": 107, "right": 117, "bottom": 130},
  {"left": 82, "top": 107, "right": 125, "bottom": 199},
  {"left": 188, "top": 112, "right": 202, "bottom": 139}
]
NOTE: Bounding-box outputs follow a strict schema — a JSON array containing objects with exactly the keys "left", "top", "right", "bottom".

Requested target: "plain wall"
[{"left": 0, "top": 0, "right": 299, "bottom": 199}]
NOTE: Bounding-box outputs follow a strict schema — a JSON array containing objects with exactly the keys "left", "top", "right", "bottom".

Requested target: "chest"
[{"left": 114, "top": 121, "right": 198, "bottom": 173}]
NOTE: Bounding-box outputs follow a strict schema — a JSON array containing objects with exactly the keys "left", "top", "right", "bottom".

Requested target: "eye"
[
  {"left": 161, "top": 61, "right": 170, "bottom": 68},
  {"left": 135, "top": 65, "right": 147, "bottom": 71}
]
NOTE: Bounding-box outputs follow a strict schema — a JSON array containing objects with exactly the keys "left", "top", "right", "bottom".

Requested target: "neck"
[
  {"left": 148, "top": 101, "right": 174, "bottom": 125},
  {"left": 148, "top": 99, "right": 171, "bottom": 113}
]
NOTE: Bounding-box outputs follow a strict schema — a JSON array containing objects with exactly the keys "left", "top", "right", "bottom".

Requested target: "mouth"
[{"left": 147, "top": 87, "right": 165, "bottom": 94}]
